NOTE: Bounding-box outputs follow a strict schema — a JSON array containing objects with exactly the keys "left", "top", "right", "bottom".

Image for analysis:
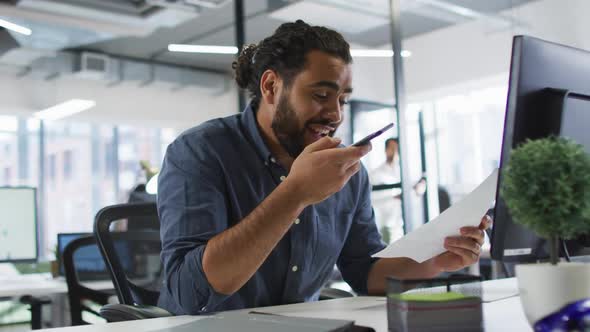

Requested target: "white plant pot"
[{"left": 515, "top": 262, "right": 590, "bottom": 325}]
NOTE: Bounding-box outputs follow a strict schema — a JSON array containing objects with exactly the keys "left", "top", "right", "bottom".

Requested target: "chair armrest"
[
  {"left": 319, "top": 287, "right": 355, "bottom": 300},
  {"left": 100, "top": 303, "right": 172, "bottom": 322}
]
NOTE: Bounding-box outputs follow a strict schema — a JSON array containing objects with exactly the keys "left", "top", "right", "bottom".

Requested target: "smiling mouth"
[
  {"left": 310, "top": 128, "right": 331, "bottom": 137},
  {"left": 308, "top": 124, "right": 335, "bottom": 139}
]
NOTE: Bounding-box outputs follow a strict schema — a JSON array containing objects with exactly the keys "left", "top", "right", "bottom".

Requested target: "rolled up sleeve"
[
  {"left": 337, "top": 167, "right": 386, "bottom": 295},
  {"left": 157, "top": 134, "right": 230, "bottom": 315}
]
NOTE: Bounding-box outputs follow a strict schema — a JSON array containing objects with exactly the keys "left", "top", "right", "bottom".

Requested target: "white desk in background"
[
  {"left": 37, "top": 278, "right": 531, "bottom": 332},
  {"left": 0, "top": 274, "right": 113, "bottom": 299},
  {"left": 0, "top": 273, "right": 115, "bottom": 328}
]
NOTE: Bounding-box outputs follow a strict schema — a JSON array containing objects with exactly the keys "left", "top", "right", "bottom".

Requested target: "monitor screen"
[
  {"left": 0, "top": 187, "right": 38, "bottom": 263},
  {"left": 491, "top": 36, "right": 590, "bottom": 262},
  {"left": 57, "top": 233, "right": 94, "bottom": 277},
  {"left": 57, "top": 232, "right": 134, "bottom": 281},
  {"left": 560, "top": 96, "right": 590, "bottom": 155}
]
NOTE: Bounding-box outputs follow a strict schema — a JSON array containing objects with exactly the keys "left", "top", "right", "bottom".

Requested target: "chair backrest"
[
  {"left": 127, "top": 185, "right": 158, "bottom": 231},
  {"left": 93, "top": 202, "right": 162, "bottom": 306},
  {"left": 62, "top": 235, "right": 114, "bottom": 325}
]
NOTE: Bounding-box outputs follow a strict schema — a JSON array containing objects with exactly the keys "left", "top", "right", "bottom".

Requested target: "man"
[
  {"left": 157, "top": 20, "right": 491, "bottom": 315},
  {"left": 370, "top": 138, "right": 404, "bottom": 242},
  {"left": 370, "top": 138, "right": 428, "bottom": 242},
  {"left": 371, "top": 138, "right": 402, "bottom": 186}
]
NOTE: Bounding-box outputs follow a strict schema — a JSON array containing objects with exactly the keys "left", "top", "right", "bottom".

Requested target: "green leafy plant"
[{"left": 501, "top": 137, "right": 590, "bottom": 264}]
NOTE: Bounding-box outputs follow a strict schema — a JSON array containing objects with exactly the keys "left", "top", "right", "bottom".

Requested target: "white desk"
[
  {"left": 0, "top": 274, "right": 113, "bottom": 299},
  {"left": 0, "top": 273, "right": 115, "bottom": 328},
  {"left": 37, "top": 278, "right": 531, "bottom": 332}
]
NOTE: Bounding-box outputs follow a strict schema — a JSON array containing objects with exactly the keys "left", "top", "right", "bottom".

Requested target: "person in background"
[
  {"left": 370, "top": 137, "right": 454, "bottom": 241},
  {"left": 370, "top": 138, "right": 404, "bottom": 242},
  {"left": 157, "top": 20, "right": 491, "bottom": 315},
  {"left": 371, "top": 138, "right": 401, "bottom": 185},
  {"left": 370, "top": 138, "right": 431, "bottom": 241}
]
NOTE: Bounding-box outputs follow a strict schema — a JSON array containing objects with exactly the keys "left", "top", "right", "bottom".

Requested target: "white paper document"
[{"left": 372, "top": 169, "right": 499, "bottom": 262}]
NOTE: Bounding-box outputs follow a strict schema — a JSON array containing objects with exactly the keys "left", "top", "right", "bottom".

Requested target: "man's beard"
[
  {"left": 271, "top": 93, "right": 336, "bottom": 159},
  {"left": 271, "top": 93, "right": 306, "bottom": 158}
]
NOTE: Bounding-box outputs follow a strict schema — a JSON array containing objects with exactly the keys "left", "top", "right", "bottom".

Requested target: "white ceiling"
[
  {"left": 0, "top": 0, "right": 538, "bottom": 72},
  {"left": 0, "top": 0, "right": 553, "bottom": 129}
]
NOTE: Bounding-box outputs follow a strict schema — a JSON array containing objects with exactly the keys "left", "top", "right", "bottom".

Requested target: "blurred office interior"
[{"left": 0, "top": 0, "right": 589, "bottom": 329}]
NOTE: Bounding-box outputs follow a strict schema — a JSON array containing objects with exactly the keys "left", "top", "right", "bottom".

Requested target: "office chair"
[
  {"left": 95, "top": 202, "right": 352, "bottom": 322},
  {"left": 319, "top": 287, "right": 355, "bottom": 300},
  {"left": 319, "top": 268, "right": 355, "bottom": 300},
  {"left": 62, "top": 235, "right": 115, "bottom": 325},
  {"left": 94, "top": 202, "right": 172, "bottom": 322},
  {"left": 127, "top": 184, "right": 158, "bottom": 231}
]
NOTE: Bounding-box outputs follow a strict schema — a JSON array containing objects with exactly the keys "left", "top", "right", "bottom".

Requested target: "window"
[
  {"left": 118, "top": 126, "right": 163, "bottom": 200},
  {"left": 0, "top": 113, "right": 176, "bottom": 258},
  {"left": 161, "top": 128, "right": 178, "bottom": 161},
  {"left": 3, "top": 167, "right": 10, "bottom": 183},
  {"left": 0, "top": 117, "right": 17, "bottom": 187},
  {"left": 43, "top": 121, "right": 118, "bottom": 251},
  {"left": 415, "top": 85, "right": 506, "bottom": 209},
  {"left": 0, "top": 135, "right": 16, "bottom": 187},
  {"left": 63, "top": 150, "right": 73, "bottom": 180},
  {"left": 48, "top": 154, "right": 56, "bottom": 182},
  {"left": 105, "top": 141, "right": 116, "bottom": 176}
]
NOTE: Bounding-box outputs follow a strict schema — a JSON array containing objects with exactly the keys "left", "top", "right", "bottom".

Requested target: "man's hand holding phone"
[
  {"left": 284, "top": 137, "right": 370, "bottom": 206},
  {"left": 284, "top": 123, "right": 394, "bottom": 206}
]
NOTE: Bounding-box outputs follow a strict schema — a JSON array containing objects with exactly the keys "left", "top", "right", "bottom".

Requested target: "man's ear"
[{"left": 260, "top": 69, "right": 281, "bottom": 106}]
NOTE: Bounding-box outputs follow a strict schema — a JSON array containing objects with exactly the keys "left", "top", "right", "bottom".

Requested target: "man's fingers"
[
  {"left": 459, "top": 227, "right": 485, "bottom": 246},
  {"left": 479, "top": 215, "right": 493, "bottom": 230},
  {"left": 445, "top": 236, "right": 481, "bottom": 255},
  {"left": 344, "top": 161, "right": 361, "bottom": 178},
  {"left": 444, "top": 245, "right": 479, "bottom": 264},
  {"left": 304, "top": 137, "right": 370, "bottom": 164},
  {"left": 304, "top": 136, "right": 342, "bottom": 153},
  {"left": 455, "top": 215, "right": 490, "bottom": 247},
  {"left": 329, "top": 143, "right": 372, "bottom": 165}
]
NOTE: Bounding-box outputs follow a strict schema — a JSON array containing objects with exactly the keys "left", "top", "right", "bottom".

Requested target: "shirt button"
[
  {"left": 291, "top": 265, "right": 298, "bottom": 272},
  {"left": 279, "top": 175, "right": 286, "bottom": 182},
  {"left": 270, "top": 157, "right": 277, "bottom": 163},
  {"left": 294, "top": 218, "right": 300, "bottom": 225}
]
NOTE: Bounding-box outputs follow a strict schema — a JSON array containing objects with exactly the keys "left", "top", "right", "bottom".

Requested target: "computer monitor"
[
  {"left": 0, "top": 187, "right": 38, "bottom": 263},
  {"left": 57, "top": 232, "right": 98, "bottom": 278},
  {"left": 57, "top": 232, "right": 134, "bottom": 281},
  {"left": 491, "top": 35, "right": 590, "bottom": 262}
]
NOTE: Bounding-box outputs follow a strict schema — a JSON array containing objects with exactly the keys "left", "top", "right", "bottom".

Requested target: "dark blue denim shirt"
[{"left": 157, "top": 104, "right": 385, "bottom": 315}]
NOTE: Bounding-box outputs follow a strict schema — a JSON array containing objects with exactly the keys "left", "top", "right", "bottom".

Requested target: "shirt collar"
[{"left": 241, "top": 103, "right": 274, "bottom": 163}]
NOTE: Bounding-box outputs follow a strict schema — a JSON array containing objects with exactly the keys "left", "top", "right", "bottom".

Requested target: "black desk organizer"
[{"left": 386, "top": 274, "right": 484, "bottom": 332}]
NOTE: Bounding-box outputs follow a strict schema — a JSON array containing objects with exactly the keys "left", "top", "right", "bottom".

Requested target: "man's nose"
[{"left": 323, "top": 102, "right": 342, "bottom": 124}]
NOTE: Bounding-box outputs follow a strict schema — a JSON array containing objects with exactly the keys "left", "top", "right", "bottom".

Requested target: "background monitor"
[
  {"left": 0, "top": 187, "right": 38, "bottom": 263},
  {"left": 57, "top": 232, "right": 97, "bottom": 278},
  {"left": 491, "top": 35, "right": 590, "bottom": 263},
  {"left": 57, "top": 232, "right": 133, "bottom": 281}
]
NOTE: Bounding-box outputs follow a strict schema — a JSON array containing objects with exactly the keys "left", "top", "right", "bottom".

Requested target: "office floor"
[
  {"left": 0, "top": 296, "right": 73, "bottom": 331},
  {"left": 0, "top": 300, "right": 29, "bottom": 332}
]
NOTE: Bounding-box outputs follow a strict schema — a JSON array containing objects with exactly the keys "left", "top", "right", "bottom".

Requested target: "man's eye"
[
  {"left": 314, "top": 93, "right": 328, "bottom": 99},
  {"left": 339, "top": 99, "right": 350, "bottom": 106}
]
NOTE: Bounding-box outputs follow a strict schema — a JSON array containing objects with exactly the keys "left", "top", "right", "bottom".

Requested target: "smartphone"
[{"left": 351, "top": 123, "right": 395, "bottom": 147}]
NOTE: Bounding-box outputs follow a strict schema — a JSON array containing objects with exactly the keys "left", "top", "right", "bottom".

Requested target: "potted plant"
[{"left": 501, "top": 137, "right": 590, "bottom": 324}]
